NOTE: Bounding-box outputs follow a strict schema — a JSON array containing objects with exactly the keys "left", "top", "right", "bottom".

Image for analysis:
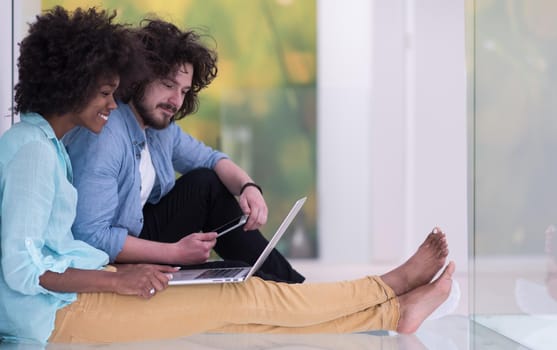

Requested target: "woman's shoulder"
[{"left": 0, "top": 120, "right": 52, "bottom": 161}]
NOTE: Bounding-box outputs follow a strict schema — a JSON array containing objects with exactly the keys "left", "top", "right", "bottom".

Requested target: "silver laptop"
[{"left": 168, "top": 197, "right": 307, "bottom": 285}]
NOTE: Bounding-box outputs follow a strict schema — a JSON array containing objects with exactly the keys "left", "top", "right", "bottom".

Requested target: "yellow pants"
[{"left": 48, "top": 276, "right": 399, "bottom": 343}]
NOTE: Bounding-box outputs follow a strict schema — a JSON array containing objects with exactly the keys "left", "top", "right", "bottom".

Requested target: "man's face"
[{"left": 132, "top": 63, "right": 193, "bottom": 129}]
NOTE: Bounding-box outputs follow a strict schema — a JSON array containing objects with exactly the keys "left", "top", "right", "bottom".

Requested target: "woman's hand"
[
  {"left": 40, "top": 265, "right": 178, "bottom": 298},
  {"left": 112, "top": 264, "right": 178, "bottom": 299}
]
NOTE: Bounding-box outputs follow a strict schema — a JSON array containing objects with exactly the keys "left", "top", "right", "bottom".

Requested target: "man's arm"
[
  {"left": 168, "top": 125, "right": 267, "bottom": 230},
  {"left": 116, "top": 233, "right": 218, "bottom": 265},
  {"left": 65, "top": 126, "right": 133, "bottom": 261},
  {"left": 214, "top": 158, "right": 268, "bottom": 230}
]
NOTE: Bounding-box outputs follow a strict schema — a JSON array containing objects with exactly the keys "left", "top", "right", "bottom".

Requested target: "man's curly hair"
[
  {"left": 14, "top": 6, "right": 145, "bottom": 116},
  {"left": 117, "top": 19, "right": 218, "bottom": 120}
]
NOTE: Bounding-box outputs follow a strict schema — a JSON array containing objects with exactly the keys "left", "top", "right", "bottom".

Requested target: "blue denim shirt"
[
  {"left": 0, "top": 114, "right": 108, "bottom": 344},
  {"left": 64, "top": 102, "right": 228, "bottom": 261}
]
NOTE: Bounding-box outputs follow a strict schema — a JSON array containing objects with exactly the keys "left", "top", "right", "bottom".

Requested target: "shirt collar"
[
  {"left": 118, "top": 101, "right": 147, "bottom": 149},
  {"left": 20, "top": 112, "right": 74, "bottom": 182},
  {"left": 20, "top": 112, "right": 57, "bottom": 140}
]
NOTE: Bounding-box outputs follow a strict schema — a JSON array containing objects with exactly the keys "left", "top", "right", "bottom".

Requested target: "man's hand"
[
  {"left": 213, "top": 158, "right": 268, "bottom": 231},
  {"left": 171, "top": 232, "right": 218, "bottom": 265},
  {"left": 239, "top": 187, "right": 268, "bottom": 231}
]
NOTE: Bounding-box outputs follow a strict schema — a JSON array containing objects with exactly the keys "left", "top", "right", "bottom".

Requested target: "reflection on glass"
[
  {"left": 544, "top": 225, "right": 557, "bottom": 304},
  {"left": 472, "top": 0, "right": 557, "bottom": 347}
]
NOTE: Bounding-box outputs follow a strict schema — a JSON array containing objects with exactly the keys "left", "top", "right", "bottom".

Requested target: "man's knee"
[
  {"left": 180, "top": 167, "right": 218, "bottom": 184},
  {"left": 177, "top": 168, "right": 227, "bottom": 193}
]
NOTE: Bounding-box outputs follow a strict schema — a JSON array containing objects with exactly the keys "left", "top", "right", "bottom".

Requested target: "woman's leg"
[
  {"left": 48, "top": 276, "right": 398, "bottom": 343},
  {"left": 48, "top": 264, "right": 455, "bottom": 344},
  {"left": 217, "top": 261, "right": 456, "bottom": 335},
  {"left": 48, "top": 232, "right": 452, "bottom": 343}
]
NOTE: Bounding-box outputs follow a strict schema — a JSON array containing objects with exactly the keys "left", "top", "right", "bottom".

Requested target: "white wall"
[
  {"left": 410, "top": 0, "right": 467, "bottom": 267},
  {"left": 317, "top": 1, "right": 375, "bottom": 263},
  {"left": 318, "top": 0, "right": 467, "bottom": 269},
  {"left": 0, "top": 2, "right": 13, "bottom": 136},
  {"left": 0, "top": 1, "right": 39, "bottom": 136}
]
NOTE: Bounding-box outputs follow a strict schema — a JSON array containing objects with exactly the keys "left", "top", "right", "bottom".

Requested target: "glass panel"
[{"left": 471, "top": 0, "right": 557, "bottom": 347}]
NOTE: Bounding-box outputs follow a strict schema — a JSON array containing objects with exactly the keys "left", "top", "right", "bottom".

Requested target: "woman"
[
  {"left": 0, "top": 6, "right": 172, "bottom": 343},
  {"left": 0, "top": 6, "right": 455, "bottom": 345}
]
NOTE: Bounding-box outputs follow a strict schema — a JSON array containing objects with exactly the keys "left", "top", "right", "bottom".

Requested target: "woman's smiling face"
[{"left": 71, "top": 76, "right": 120, "bottom": 134}]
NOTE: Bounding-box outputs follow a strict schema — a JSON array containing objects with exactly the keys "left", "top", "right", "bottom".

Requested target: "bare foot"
[
  {"left": 381, "top": 228, "right": 448, "bottom": 296},
  {"left": 396, "top": 261, "right": 455, "bottom": 334}
]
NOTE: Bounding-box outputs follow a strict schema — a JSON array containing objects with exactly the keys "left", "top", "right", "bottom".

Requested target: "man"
[{"left": 64, "top": 19, "right": 304, "bottom": 283}]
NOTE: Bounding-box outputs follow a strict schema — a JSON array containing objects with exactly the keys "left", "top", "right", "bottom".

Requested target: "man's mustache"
[{"left": 157, "top": 103, "right": 177, "bottom": 113}]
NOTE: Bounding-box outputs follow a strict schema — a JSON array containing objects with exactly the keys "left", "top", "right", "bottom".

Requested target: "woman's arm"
[{"left": 39, "top": 264, "right": 177, "bottom": 299}]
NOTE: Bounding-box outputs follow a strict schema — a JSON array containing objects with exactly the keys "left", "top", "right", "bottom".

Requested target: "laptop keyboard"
[{"left": 195, "top": 267, "right": 246, "bottom": 279}]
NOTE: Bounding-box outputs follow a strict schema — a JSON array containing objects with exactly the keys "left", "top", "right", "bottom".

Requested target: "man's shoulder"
[
  {"left": 106, "top": 102, "right": 147, "bottom": 139},
  {"left": 64, "top": 105, "right": 132, "bottom": 147},
  {"left": 147, "top": 121, "right": 185, "bottom": 142},
  {"left": 101, "top": 118, "right": 125, "bottom": 140},
  {"left": 105, "top": 104, "right": 133, "bottom": 132}
]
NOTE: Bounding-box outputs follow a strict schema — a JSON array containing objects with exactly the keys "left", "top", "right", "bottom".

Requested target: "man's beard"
[{"left": 132, "top": 95, "right": 176, "bottom": 130}]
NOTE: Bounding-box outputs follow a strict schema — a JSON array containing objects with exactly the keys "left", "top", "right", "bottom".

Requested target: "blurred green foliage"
[{"left": 42, "top": 0, "right": 317, "bottom": 257}]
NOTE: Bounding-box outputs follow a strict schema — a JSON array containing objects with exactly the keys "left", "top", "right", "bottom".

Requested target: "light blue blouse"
[{"left": 0, "top": 113, "right": 109, "bottom": 344}]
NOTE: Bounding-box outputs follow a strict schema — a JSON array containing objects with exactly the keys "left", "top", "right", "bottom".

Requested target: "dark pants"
[{"left": 140, "top": 168, "right": 305, "bottom": 283}]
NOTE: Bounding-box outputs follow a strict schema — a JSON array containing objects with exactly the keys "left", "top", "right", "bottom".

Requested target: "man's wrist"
[
  {"left": 165, "top": 242, "right": 180, "bottom": 264},
  {"left": 240, "top": 182, "right": 262, "bottom": 195}
]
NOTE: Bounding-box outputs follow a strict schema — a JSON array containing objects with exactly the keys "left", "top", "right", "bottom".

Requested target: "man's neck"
[{"left": 129, "top": 101, "right": 147, "bottom": 130}]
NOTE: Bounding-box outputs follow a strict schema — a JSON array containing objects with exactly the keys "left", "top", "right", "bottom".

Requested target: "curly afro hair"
[
  {"left": 117, "top": 19, "right": 218, "bottom": 120},
  {"left": 14, "top": 6, "right": 146, "bottom": 116}
]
